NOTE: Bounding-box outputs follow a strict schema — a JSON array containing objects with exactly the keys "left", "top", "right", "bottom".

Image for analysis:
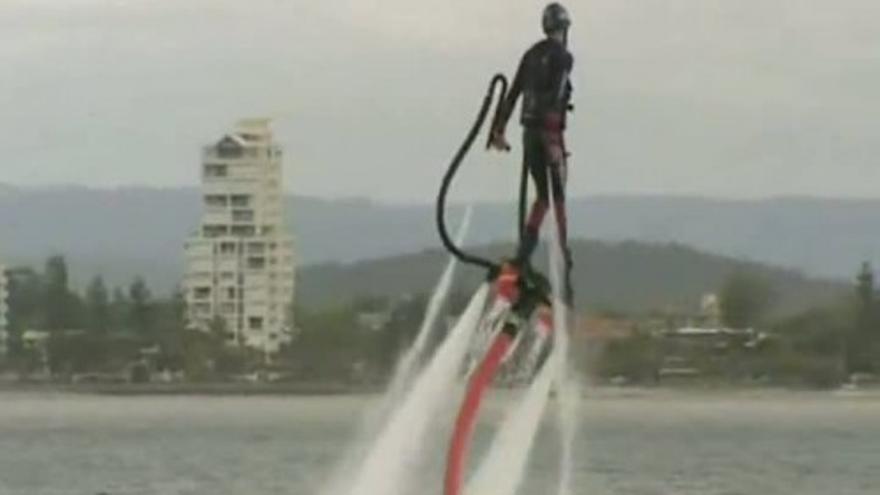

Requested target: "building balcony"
[
  {"left": 202, "top": 225, "right": 230, "bottom": 238},
  {"left": 202, "top": 147, "right": 276, "bottom": 160},
  {"left": 231, "top": 209, "right": 255, "bottom": 222},
  {"left": 230, "top": 225, "right": 256, "bottom": 237}
]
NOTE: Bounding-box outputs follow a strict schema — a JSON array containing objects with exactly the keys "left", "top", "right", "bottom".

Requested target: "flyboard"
[{"left": 435, "top": 74, "right": 567, "bottom": 495}]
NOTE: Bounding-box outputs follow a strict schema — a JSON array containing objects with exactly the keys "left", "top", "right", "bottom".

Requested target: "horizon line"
[{"left": 5, "top": 182, "right": 880, "bottom": 205}]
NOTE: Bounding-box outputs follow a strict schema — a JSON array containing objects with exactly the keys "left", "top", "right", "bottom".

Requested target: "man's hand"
[{"left": 488, "top": 129, "right": 511, "bottom": 152}]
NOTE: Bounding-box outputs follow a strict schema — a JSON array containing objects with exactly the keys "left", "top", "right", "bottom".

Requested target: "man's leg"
[
  {"left": 544, "top": 131, "right": 573, "bottom": 305},
  {"left": 515, "top": 129, "right": 549, "bottom": 267},
  {"left": 549, "top": 163, "right": 573, "bottom": 305}
]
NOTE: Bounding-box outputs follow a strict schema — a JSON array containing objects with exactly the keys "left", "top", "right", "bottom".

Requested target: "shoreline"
[
  {"left": 0, "top": 381, "right": 877, "bottom": 398},
  {"left": 0, "top": 382, "right": 384, "bottom": 396}
]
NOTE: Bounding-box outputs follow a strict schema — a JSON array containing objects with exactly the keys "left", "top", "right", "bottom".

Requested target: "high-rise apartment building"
[{"left": 183, "top": 119, "right": 295, "bottom": 355}]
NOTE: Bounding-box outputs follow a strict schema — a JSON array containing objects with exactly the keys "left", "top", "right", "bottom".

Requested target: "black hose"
[
  {"left": 518, "top": 156, "right": 528, "bottom": 241},
  {"left": 436, "top": 74, "right": 508, "bottom": 274}
]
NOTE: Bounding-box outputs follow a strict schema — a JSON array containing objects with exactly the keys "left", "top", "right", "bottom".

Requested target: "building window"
[
  {"left": 226, "top": 287, "right": 236, "bottom": 299},
  {"left": 204, "top": 164, "right": 228, "bottom": 178},
  {"left": 204, "top": 195, "right": 228, "bottom": 207},
  {"left": 215, "top": 137, "right": 243, "bottom": 158},
  {"left": 249, "top": 317, "right": 264, "bottom": 330},
  {"left": 192, "top": 303, "right": 211, "bottom": 313},
  {"left": 203, "top": 225, "right": 228, "bottom": 238},
  {"left": 232, "top": 209, "right": 254, "bottom": 222},
  {"left": 194, "top": 287, "right": 211, "bottom": 299},
  {"left": 219, "top": 242, "right": 236, "bottom": 254},
  {"left": 220, "top": 271, "right": 235, "bottom": 280},
  {"left": 248, "top": 242, "right": 266, "bottom": 254},
  {"left": 230, "top": 195, "right": 251, "bottom": 207},
  {"left": 247, "top": 257, "right": 266, "bottom": 270},
  {"left": 262, "top": 225, "right": 275, "bottom": 235},
  {"left": 231, "top": 225, "right": 255, "bottom": 237}
]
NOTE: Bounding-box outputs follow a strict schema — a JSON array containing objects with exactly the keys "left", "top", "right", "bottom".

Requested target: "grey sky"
[{"left": 2, "top": 0, "right": 878, "bottom": 202}]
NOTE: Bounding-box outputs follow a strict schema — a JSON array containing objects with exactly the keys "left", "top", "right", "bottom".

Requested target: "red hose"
[{"left": 444, "top": 331, "right": 513, "bottom": 495}]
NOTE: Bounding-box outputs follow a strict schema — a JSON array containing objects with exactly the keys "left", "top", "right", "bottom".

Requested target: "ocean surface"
[{"left": 0, "top": 390, "right": 878, "bottom": 495}]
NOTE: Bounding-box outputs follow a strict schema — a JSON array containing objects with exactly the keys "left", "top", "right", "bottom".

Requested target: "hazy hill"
[
  {"left": 0, "top": 184, "right": 877, "bottom": 292},
  {"left": 297, "top": 239, "right": 848, "bottom": 316}
]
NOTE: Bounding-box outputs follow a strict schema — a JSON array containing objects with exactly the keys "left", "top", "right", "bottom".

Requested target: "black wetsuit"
[{"left": 493, "top": 37, "right": 574, "bottom": 301}]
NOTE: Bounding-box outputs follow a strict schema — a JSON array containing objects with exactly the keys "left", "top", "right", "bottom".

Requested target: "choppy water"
[{"left": 0, "top": 390, "right": 878, "bottom": 495}]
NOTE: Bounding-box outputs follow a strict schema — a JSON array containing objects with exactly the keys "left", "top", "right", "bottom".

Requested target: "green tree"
[
  {"left": 5, "top": 267, "right": 43, "bottom": 358},
  {"left": 374, "top": 294, "right": 428, "bottom": 377},
  {"left": 848, "top": 262, "right": 876, "bottom": 373},
  {"left": 47, "top": 333, "right": 109, "bottom": 375},
  {"left": 208, "top": 314, "right": 229, "bottom": 341},
  {"left": 169, "top": 289, "right": 187, "bottom": 330},
  {"left": 775, "top": 307, "right": 849, "bottom": 356},
  {"left": 110, "top": 287, "right": 128, "bottom": 332},
  {"left": 43, "top": 255, "right": 76, "bottom": 331},
  {"left": 128, "top": 277, "right": 154, "bottom": 337},
  {"left": 598, "top": 331, "right": 660, "bottom": 383},
  {"left": 284, "top": 306, "right": 372, "bottom": 382},
  {"left": 85, "top": 276, "right": 110, "bottom": 335},
  {"left": 720, "top": 271, "right": 775, "bottom": 329},
  {"left": 150, "top": 289, "right": 188, "bottom": 372}
]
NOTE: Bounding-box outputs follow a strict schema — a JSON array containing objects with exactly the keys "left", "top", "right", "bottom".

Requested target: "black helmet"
[{"left": 542, "top": 3, "right": 571, "bottom": 35}]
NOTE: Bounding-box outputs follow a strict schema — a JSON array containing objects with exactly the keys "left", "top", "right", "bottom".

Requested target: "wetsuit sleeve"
[
  {"left": 562, "top": 52, "right": 573, "bottom": 106},
  {"left": 492, "top": 54, "right": 526, "bottom": 134},
  {"left": 546, "top": 50, "right": 573, "bottom": 130}
]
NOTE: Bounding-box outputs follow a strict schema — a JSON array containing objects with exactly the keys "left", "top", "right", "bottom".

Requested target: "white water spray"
[
  {"left": 464, "top": 299, "right": 510, "bottom": 378},
  {"left": 320, "top": 208, "right": 473, "bottom": 495},
  {"left": 517, "top": 314, "right": 553, "bottom": 382},
  {"left": 460, "top": 185, "right": 581, "bottom": 495},
  {"left": 466, "top": 346, "right": 560, "bottom": 495},
  {"left": 546, "top": 189, "right": 580, "bottom": 495},
  {"left": 386, "top": 206, "right": 473, "bottom": 403},
  {"left": 347, "top": 284, "right": 490, "bottom": 495},
  {"left": 323, "top": 206, "right": 473, "bottom": 495}
]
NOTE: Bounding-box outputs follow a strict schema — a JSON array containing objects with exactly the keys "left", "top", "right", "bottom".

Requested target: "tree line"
[
  {"left": 1, "top": 254, "right": 449, "bottom": 383},
  {"left": 2, "top": 255, "right": 248, "bottom": 379},
  {"left": 590, "top": 264, "right": 880, "bottom": 388},
  {"left": 3, "top": 254, "right": 878, "bottom": 388},
  {"left": 5, "top": 256, "right": 168, "bottom": 348}
]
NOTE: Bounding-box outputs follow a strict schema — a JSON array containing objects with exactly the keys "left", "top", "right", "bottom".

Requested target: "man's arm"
[
  {"left": 546, "top": 50, "right": 573, "bottom": 131},
  {"left": 489, "top": 56, "right": 525, "bottom": 151}
]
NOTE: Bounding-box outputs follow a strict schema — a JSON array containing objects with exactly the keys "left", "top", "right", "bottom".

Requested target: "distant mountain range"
[
  {"left": 0, "top": 184, "right": 877, "bottom": 294},
  {"left": 298, "top": 240, "right": 847, "bottom": 316}
]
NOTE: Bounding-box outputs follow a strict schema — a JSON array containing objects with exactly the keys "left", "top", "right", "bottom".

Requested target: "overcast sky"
[{"left": 2, "top": 0, "right": 878, "bottom": 202}]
